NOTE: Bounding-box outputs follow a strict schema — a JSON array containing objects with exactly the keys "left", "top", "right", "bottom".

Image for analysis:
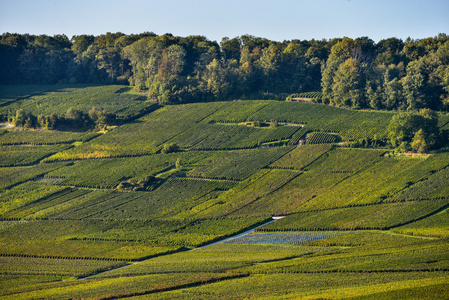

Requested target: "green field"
[
  {"left": 1, "top": 88, "right": 448, "bottom": 299},
  {"left": 0, "top": 85, "right": 146, "bottom": 116}
]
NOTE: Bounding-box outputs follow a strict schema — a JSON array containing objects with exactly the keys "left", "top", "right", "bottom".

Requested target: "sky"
[{"left": 0, "top": 0, "right": 448, "bottom": 43}]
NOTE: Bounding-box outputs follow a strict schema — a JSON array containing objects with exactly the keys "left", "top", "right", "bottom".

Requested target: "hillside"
[{"left": 1, "top": 86, "right": 449, "bottom": 299}]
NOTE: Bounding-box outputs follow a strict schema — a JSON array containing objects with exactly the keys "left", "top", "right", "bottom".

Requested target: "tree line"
[
  {"left": 11, "top": 107, "right": 116, "bottom": 131},
  {"left": 1, "top": 32, "right": 448, "bottom": 110}
]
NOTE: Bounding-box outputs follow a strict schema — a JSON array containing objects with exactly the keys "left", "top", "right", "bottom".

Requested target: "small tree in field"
[
  {"left": 175, "top": 158, "right": 182, "bottom": 170},
  {"left": 162, "top": 143, "right": 179, "bottom": 154},
  {"left": 13, "top": 109, "right": 27, "bottom": 127},
  {"left": 411, "top": 129, "right": 428, "bottom": 153},
  {"left": 388, "top": 109, "right": 440, "bottom": 153}
]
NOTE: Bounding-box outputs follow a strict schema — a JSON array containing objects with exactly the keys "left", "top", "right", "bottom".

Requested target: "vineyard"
[
  {"left": 0, "top": 144, "right": 71, "bottom": 167},
  {"left": 0, "top": 130, "right": 100, "bottom": 145},
  {"left": 186, "top": 147, "right": 292, "bottom": 181},
  {"left": 256, "top": 198, "right": 449, "bottom": 231},
  {"left": 287, "top": 91, "right": 323, "bottom": 100},
  {"left": 0, "top": 85, "right": 147, "bottom": 116},
  {"left": 0, "top": 91, "right": 448, "bottom": 299},
  {"left": 269, "top": 143, "right": 332, "bottom": 170},
  {"left": 306, "top": 131, "right": 340, "bottom": 144},
  {"left": 44, "top": 151, "right": 210, "bottom": 189}
]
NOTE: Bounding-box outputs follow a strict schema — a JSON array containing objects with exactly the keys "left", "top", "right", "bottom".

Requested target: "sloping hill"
[{"left": 0, "top": 90, "right": 448, "bottom": 299}]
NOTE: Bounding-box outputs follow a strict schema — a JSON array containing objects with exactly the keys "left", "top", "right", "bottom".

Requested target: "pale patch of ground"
[{"left": 0, "top": 122, "right": 15, "bottom": 129}]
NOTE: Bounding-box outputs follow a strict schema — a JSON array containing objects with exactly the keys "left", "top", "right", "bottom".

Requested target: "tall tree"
[{"left": 331, "top": 58, "right": 365, "bottom": 107}]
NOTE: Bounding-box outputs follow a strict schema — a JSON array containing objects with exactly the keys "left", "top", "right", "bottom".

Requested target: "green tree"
[
  {"left": 388, "top": 112, "right": 419, "bottom": 148},
  {"left": 158, "top": 44, "right": 186, "bottom": 80},
  {"left": 175, "top": 158, "right": 182, "bottom": 170},
  {"left": 13, "top": 109, "right": 27, "bottom": 127},
  {"left": 201, "top": 58, "right": 236, "bottom": 101},
  {"left": 384, "top": 77, "right": 403, "bottom": 109},
  {"left": 220, "top": 37, "right": 241, "bottom": 60},
  {"left": 411, "top": 129, "right": 428, "bottom": 153},
  {"left": 321, "top": 38, "right": 354, "bottom": 103},
  {"left": 96, "top": 48, "right": 123, "bottom": 81},
  {"left": 366, "top": 84, "right": 382, "bottom": 109},
  {"left": 388, "top": 109, "right": 440, "bottom": 152},
  {"left": 331, "top": 58, "right": 365, "bottom": 107},
  {"left": 402, "top": 67, "right": 425, "bottom": 110},
  {"left": 162, "top": 143, "right": 179, "bottom": 154}
]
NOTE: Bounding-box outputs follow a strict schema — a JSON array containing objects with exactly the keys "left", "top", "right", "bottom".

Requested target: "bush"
[
  {"left": 162, "top": 143, "right": 180, "bottom": 154},
  {"left": 388, "top": 109, "right": 441, "bottom": 152}
]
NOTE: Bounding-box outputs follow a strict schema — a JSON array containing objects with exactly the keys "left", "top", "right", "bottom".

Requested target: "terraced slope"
[{"left": 0, "top": 94, "right": 448, "bottom": 299}]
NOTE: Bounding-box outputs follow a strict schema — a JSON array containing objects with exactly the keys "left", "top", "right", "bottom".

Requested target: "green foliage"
[
  {"left": 158, "top": 217, "right": 268, "bottom": 247},
  {"left": 248, "top": 101, "right": 353, "bottom": 126},
  {"left": 41, "top": 178, "right": 234, "bottom": 220},
  {"left": 0, "top": 219, "right": 183, "bottom": 259},
  {"left": 287, "top": 91, "right": 323, "bottom": 101},
  {"left": 161, "top": 143, "right": 179, "bottom": 154},
  {"left": 6, "top": 188, "right": 96, "bottom": 220},
  {"left": 331, "top": 58, "right": 365, "bottom": 107},
  {"left": 148, "top": 273, "right": 449, "bottom": 300},
  {"left": 2, "top": 33, "right": 449, "bottom": 111},
  {"left": 116, "top": 175, "right": 164, "bottom": 191},
  {"left": 388, "top": 109, "right": 441, "bottom": 152},
  {"left": 173, "top": 122, "right": 299, "bottom": 150},
  {"left": 287, "top": 126, "right": 309, "bottom": 145},
  {"left": 321, "top": 110, "right": 394, "bottom": 140},
  {"left": 1, "top": 273, "right": 239, "bottom": 300},
  {"left": 206, "top": 100, "right": 270, "bottom": 123}
]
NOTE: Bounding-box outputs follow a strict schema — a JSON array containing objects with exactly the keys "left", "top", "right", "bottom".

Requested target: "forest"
[{"left": 1, "top": 32, "right": 449, "bottom": 111}]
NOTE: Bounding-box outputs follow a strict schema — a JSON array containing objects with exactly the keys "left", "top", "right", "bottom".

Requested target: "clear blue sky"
[{"left": 0, "top": 0, "right": 447, "bottom": 42}]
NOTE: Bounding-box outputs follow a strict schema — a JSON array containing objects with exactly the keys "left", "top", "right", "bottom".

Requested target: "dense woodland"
[{"left": 1, "top": 32, "right": 449, "bottom": 110}]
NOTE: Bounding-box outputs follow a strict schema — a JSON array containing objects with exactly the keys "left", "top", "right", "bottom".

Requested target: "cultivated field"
[{"left": 0, "top": 85, "right": 448, "bottom": 299}]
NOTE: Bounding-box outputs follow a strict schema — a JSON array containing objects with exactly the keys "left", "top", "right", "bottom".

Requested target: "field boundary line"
[
  {"left": 223, "top": 171, "right": 302, "bottom": 217},
  {"left": 387, "top": 202, "right": 449, "bottom": 230},
  {"left": 87, "top": 274, "right": 250, "bottom": 298},
  {"left": 379, "top": 231, "right": 439, "bottom": 240},
  {"left": 285, "top": 197, "right": 449, "bottom": 215},
  {"left": 253, "top": 269, "right": 449, "bottom": 275},
  {"left": 0, "top": 253, "right": 125, "bottom": 261}
]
